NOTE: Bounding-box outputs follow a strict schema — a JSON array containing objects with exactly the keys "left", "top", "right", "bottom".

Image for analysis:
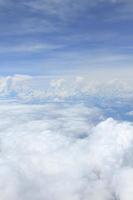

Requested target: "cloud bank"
[
  {"left": 0, "top": 103, "right": 133, "bottom": 200},
  {"left": 0, "top": 75, "right": 133, "bottom": 199},
  {"left": 0, "top": 74, "right": 133, "bottom": 103}
]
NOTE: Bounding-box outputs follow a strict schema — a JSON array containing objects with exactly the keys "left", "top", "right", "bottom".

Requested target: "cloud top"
[
  {"left": 0, "top": 75, "right": 133, "bottom": 103},
  {"left": 0, "top": 103, "right": 133, "bottom": 199}
]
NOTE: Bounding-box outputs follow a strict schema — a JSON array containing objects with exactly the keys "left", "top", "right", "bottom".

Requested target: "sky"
[
  {"left": 0, "top": 0, "right": 133, "bottom": 75},
  {"left": 1, "top": 1, "right": 133, "bottom": 200}
]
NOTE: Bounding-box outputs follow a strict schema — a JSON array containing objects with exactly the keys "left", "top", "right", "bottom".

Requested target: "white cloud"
[
  {"left": 0, "top": 103, "right": 133, "bottom": 199},
  {"left": 0, "top": 75, "right": 133, "bottom": 103},
  {"left": 112, "top": 167, "right": 133, "bottom": 200},
  {"left": 126, "top": 111, "right": 133, "bottom": 116}
]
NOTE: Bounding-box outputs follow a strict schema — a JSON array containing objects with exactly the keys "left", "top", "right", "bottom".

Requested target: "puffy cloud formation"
[
  {"left": 0, "top": 75, "right": 133, "bottom": 103},
  {"left": 0, "top": 102, "right": 133, "bottom": 200},
  {"left": 0, "top": 75, "right": 133, "bottom": 199}
]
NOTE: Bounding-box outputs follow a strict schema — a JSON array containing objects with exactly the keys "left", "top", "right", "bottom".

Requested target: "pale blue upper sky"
[{"left": 0, "top": 0, "right": 133, "bottom": 75}]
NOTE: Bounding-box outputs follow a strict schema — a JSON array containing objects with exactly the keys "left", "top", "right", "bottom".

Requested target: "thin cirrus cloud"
[
  {"left": 30, "top": 0, "right": 133, "bottom": 25},
  {"left": 0, "top": 43, "right": 62, "bottom": 53},
  {"left": 0, "top": 0, "right": 133, "bottom": 74}
]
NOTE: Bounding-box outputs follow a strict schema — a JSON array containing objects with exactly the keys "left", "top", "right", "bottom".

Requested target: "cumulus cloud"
[
  {"left": 0, "top": 75, "right": 133, "bottom": 199},
  {"left": 0, "top": 75, "right": 133, "bottom": 104},
  {"left": 0, "top": 103, "right": 133, "bottom": 200},
  {"left": 0, "top": 75, "right": 32, "bottom": 98}
]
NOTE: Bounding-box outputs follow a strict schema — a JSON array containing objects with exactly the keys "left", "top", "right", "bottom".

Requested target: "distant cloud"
[
  {"left": 0, "top": 75, "right": 133, "bottom": 102},
  {"left": 0, "top": 75, "right": 133, "bottom": 103}
]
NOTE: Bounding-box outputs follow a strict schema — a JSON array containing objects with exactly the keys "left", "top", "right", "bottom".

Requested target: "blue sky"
[{"left": 0, "top": 0, "right": 133, "bottom": 75}]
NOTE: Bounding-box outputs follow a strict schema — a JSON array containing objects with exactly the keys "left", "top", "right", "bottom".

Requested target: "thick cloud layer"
[{"left": 0, "top": 102, "right": 133, "bottom": 200}]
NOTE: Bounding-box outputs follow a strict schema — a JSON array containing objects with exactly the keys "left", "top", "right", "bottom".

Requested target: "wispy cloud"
[
  {"left": 22, "top": 0, "right": 133, "bottom": 22},
  {"left": 0, "top": 0, "right": 133, "bottom": 74},
  {"left": 0, "top": 43, "right": 62, "bottom": 53}
]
